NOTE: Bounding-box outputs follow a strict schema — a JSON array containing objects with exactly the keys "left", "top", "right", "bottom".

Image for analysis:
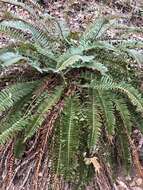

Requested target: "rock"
[
  {"left": 135, "top": 178, "right": 142, "bottom": 186},
  {"left": 38, "top": 172, "right": 42, "bottom": 177},
  {"left": 132, "top": 187, "right": 142, "bottom": 190},
  {"left": 125, "top": 176, "right": 132, "bottom": 181},
  {"left": 116, "top": 179, "right": 129, "bottom": 190},
  {"left": 130, "top": 181, "right": 136, "bottom": 187}
]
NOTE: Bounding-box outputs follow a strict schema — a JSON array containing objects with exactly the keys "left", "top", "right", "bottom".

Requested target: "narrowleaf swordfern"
[{"left": 0, "top": 0, "right": 143, "bottom": 189}]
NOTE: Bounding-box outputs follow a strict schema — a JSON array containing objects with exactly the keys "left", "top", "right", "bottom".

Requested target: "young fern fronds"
[{"left": 24, "top": 86, "right": 63, "bottom": 141}]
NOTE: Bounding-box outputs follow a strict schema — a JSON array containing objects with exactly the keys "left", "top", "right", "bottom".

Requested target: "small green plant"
[{"left": 0, "top": 0, "right": 143, "bottom": 188}]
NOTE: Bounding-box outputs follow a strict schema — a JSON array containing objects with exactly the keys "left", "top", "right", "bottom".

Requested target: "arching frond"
[
  {"left": 0, "top": 81, "right": 38, "bottom": 112},
  {"left": 80, "top": 17, "right": 114, "bottom": 42},
  {"left": 0, "top": 24, "right": 27, "bottom": 41},
  {"left": 0, "top": 89, "right": 34, "bottom": 132},
  {"left": 0, "top": 51, "right": 27, "bottom": 67},
  {"left": 116, "top": 40, "right": 143, "bottom": 49},
  {"left": 0, "top": 117, "right": 28, "bottom": 145},
  {"left": 0, "top": 50, "right": 55, "bottom": 73},
  {"left": 0, "top": 20, "right": 50, "bottom": 48},
  {"left": 57, "top": 54, "right": 94, "bottom": 71},
  {"left": 24, "top": 86, "right": 63, "bottom": 141},
  {"left": 57, "top": 53, "right": 107, "bottom": 75},
  {"left": 82, "top": 41, "right": 116, "bottom": 51},
  {"left": 89, "top": 76, "right": 143, "bottom": 112},
  {"left": 72, "top": 61, "right": 108, "bottom": 75}
]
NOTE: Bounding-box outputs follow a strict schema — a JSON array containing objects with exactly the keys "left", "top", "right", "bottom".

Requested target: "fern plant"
[{"left": 0, "top": 0, "right": 143, "bottom": 189}]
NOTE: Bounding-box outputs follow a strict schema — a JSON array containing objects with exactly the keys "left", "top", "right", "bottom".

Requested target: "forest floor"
[{"left": 0, "top": 0, "right": 143, "bottom": 189}]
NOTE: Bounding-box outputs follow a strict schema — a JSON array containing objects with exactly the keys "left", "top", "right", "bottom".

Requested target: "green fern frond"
[
  {"left": 24, "top": 86, "right": 63, "bottom": 141},
  {"left": 0, "top": 20, "right": 50, "bottom": 48},
  {"left": 80, "top": 17, "right": 114, "bottom": 42},
  {"left": 0, "top": 24, "right": 27, "bottom": 41},
  {"left": 14, "top": 135, "right": 26, "bottom": 158},
  {"left": 115, "top": 124, "right": 132, "bottom": 173},
  {"left": 89, "top": 76, "right": 143, "bottom": 112},
  {"left": 96, "top": 90, "right": 115, "bottom": 135},
  {"left": 0, "top": 117, "right": 28, "bottom": 145},
  {"left": 127, "top": 49, "right": 143, "bottom": 68},
  {"left": 87, "top": 88, "right": 102, "bottom": 148},
  {"left": 57, "top": 19, "right": 70, "bottom": 38},
  {"left": 0, "top": 89, "right": 34, "bottom": 133},
  {"left": 83, "top": 41, "right": 116, "bottom": 51},
  {"left": 0, "top": 51, "right": 27, "bottom": 67},
  {"left": 57, "top": 53, "right": 107, "bottom": 75},
  {"left": 0, "top": 81, "right": 38, "bottom": 112},
  {"left": 33, "top": 43, "right": 55, "bottom": 61},
  {"left": 72, "top": 61, "right": 108, "bottom": 75},
  {"left": 57, "top": 55, "right": 94, "bottom": 71},
  {"left": 0, "top": 49, "right": 54, "bottom": 73},
  {"left": 116, "top": 40, "right": 143, "bottom": 49},
  {"left": 115, "top": 98, "right": 132, "bottom": 134},
  {"left": 53, "top": 95, "right": 80, "bottom": 179},
  {"left": 115, "top": 99, "right": 132, "bottom": 172},
  {"left": 82, "top": 46, "right": 130, "bottom": 74},
  {"left": 113, "top": 25, "right": 143, "bottom": 34}
]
